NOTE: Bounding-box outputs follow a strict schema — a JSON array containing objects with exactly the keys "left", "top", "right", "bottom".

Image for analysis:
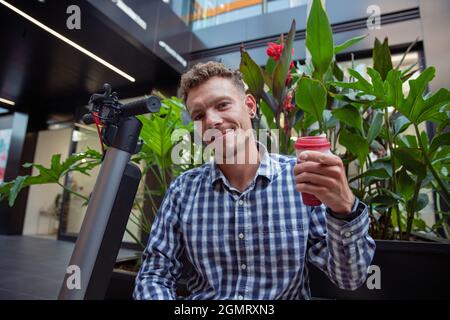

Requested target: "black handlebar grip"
[
  {"left": 82, "top": 113, "right": 95, "bottom": 125},
  {"left": 121, "top": 96, "right": 161, "bottom": 117}
]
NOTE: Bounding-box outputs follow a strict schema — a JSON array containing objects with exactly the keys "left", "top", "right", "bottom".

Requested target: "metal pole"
[{"left": 58, "top": 147, "right": 130, "bottom": 299}]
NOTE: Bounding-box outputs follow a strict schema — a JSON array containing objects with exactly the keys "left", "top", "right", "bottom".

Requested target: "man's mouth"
[{"left": 209, "top": 128, "right": 236, "bottom": 142}]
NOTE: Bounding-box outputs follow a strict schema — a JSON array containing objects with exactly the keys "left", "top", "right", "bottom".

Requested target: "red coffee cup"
[{"left": 294, "top": 136, "right": 331, "bottom": 206}]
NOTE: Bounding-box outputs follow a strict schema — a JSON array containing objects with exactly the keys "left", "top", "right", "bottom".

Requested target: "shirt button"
[
  {"left": 344, "top": 231, "right": 352, "bottom": 238},
  {"left": 238, "top": 233, "right": 245, "bottom": 239},
  {"left": 238, "top": 295, "right": 244, "bottom": 300},
  {"left": 238, "top": 199, "right": 244, "bottom": 205},
  {"left": 241, "top": 264, "right": 247, "bottom": 270}
]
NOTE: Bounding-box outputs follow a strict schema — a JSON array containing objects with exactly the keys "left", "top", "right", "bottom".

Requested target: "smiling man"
[{"left": 133, "top": 61, "right": 375, "bottom": 300}]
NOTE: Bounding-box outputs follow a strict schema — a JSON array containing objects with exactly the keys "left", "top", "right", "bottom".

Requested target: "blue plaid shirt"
[{"left": 134, "top": 145, "right": 376, "bottom": 300}]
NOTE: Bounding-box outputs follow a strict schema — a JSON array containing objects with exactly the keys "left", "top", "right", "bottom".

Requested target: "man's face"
[{"left": 186, "top": 76, "right": 256, "bottom": 162}]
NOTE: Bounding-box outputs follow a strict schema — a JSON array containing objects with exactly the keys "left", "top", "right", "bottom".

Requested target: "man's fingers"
[
  {"left": 298, "top": 151, "right": 342, "bottom": 167},
  {"left": 295, "top": 182, "right": 328, "bottom": 197},
  {"left": 293, "top": 162, "right": 342, "bottom": 180},
  {"left": 295, "top": 172, "right": 338, "bottom": 189}
]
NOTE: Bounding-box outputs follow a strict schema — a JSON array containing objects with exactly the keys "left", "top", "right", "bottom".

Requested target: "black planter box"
[
  {"left": 104, "top": 256, "right": 136, "bottom": 300},
  {"left": 309, "top": 240, "right": 450, "bottom": 300},
  {"left": 106, "top": 240, "right": 450, "bottom": 300}
]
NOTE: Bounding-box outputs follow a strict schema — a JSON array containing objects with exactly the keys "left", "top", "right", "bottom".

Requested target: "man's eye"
[{"left": 217, "top": 102, "right": 229, "bottom": 109}]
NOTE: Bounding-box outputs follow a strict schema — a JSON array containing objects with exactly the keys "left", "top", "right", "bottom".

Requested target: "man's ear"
[{"left": 245, "top": 94, "right": 257, "bottom": 118}]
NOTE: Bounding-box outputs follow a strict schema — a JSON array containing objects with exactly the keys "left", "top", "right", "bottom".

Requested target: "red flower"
[
  {"left": 266, "top": 42, "right": 295, "bottom": 61},
  {"left": 283, "top": 91, "right": 295, "bottom": 113},
  {"left": 266, "top": 42, "right": 283, "bottom": 61}
]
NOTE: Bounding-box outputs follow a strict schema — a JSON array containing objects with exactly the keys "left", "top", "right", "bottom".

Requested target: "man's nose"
[{"left": 205, "top": 109, "right": 223, "bottom": 129}]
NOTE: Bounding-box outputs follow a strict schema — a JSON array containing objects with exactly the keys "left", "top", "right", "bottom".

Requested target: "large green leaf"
[
  {"left": 306, "top": 0, "right": 333, "bottom": 79},
  {"left": 8, "top": 176, "right": 29, "bottom": 207},
  {"left": 332, "top": 61, "right": 344, "bottom": 81},
  {"left": 334, "top": 34, "right": 368, "bottom": 54},
  {"left": 371, "top": 158, "right": 393, "bottom": 177},
  {"left": 295, "top": 77, "right": 327, "bottom": 129},
  {"left": 397, "top": 168, "right": 415, "bottom": 201},
  {"left": 0, "top": 149, "right": 102, "bottom": 207},
  {"left": 323, "top": 109, "right": 338, "bottom": 130},
  {"left": 240, "top": 47, "right": 264, "bottom": 103},
  {"left": 393, "top": 147, "right": 427, "bottom": 179},
  {"left": 416, "top": 88, "right": 450, "bottom": 124},
  {"left": 393, "top": 115, "right": 410, "bottom": 136},
  {"left": 407, "top": 193, "right": 429, "bottom": 213},
  {"left": 372, "top": 38, "right": 393, "bottom": 81},
  {"left": 339, "top": 128, "right": 369, "bottom": 166},
  {"left": 367, "top": 110, "right": 383, "bottom": 143},
  {"left": 349, "top": 167, "right": 390, "bottom": 184},
  {"left": 429, "top": 131, "right": 450, "bottom": 155},
  {"left": 401, "top": 67, "right": 435, "bottom": 123},
  {"left": 332, "top": 104, "right": 364, "bottom": 134},
  {"left": 265, "top": 57, "right": 276, "bottom": 76},
  {"left": 330, "top": 69, "right": 375, "bottom": 96},
  {"left": 372, "top": 192, "right": 401, "bottom": 212},
  {"left": 259, "top": 99, "right": 276, "bottom": 129},
  {"left": 398, "top": 67, "right": 450, "bottom": 124},
  {"left": 272, "top": 20, "right": 296, "bottom": 104},
  {"left": 366, "top": 68, "right": 384, "bottom": 99},
  {"left": 139, "top": 114, "right": 175, "bottom": 161}
]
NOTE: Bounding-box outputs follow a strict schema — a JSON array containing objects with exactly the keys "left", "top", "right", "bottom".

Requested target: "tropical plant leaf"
[
  {"left": 397, "top": 168, "right": 415, "bottom": 201},
  {"left": 332, "top": 104, "right": 364, "bottom": 134},
  {"left": 393, "top": 147, "right": 427, "bottom": 178},
  {"left": 429, "top": 131, "right": 450, "bottom": 155},
  {"left": 334, "top": 34, "right": 368, "bottom": 54},
  {"left": 367, "top": 110, "right": 383, "bottom": 143},
  {"left": 393, "top": 115, "right": 410, "bottom": 136},
  {"left": 295, "top": 77, "right": 327, "bottom": 131},
  {"left": 240, "top": 47, "right": 264, "bottom": 103},
  {"left": 373, "top": 37, "right": 393, "bottom": 81},
  {"left": 398, "top": 67, "right": 450, "bottom": 124},
  {"left": 349, "top": 167, "right": 390, "bottom": 184},
  {"left": 272, "top": 20, "right": 296, "bottom": 104},
  {"left": 306, "top": 0, "right": 333, "bottom": 79},
  {"left": 339, "top": 128, "right": 369, "bottom": 166}
]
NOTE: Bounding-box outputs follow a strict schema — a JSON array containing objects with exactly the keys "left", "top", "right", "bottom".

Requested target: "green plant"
[
  {"left": 239, "top": 0, "right": 450, "bottom": 240},
  {"left": 0, "top": 95, "right": 195, "bottom": 249}
]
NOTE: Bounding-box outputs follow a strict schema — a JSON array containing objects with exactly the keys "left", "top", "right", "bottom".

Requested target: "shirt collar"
[{"left": 209, "top": 141, "right": 274, "bottom": 187}]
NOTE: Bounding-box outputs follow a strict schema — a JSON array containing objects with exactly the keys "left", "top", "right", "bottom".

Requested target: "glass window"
[
  {"left": 164, "top": 0, "right": 307, "bottom": 30},
  {"left": 267, "top": 0, "right": 307, "bottom": 14}
]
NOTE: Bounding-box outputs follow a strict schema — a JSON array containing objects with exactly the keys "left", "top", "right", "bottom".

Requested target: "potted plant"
[
  {"left": 239, "top": 0, "right": 450, "bottom": 299},
  {"left": 0, "top": 94, "right": 195, "bottom": 299}
]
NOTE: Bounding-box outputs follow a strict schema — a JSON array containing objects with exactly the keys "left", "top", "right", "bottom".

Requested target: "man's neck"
[{"left": 216, "top": 139, "right": 261, "bottom": 193}]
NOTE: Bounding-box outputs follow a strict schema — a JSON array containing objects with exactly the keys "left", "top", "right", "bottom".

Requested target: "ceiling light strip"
[
  {"left": 0, "top": 0, "right": 135, "bottom": 82},
  {"left": 0, "top": 97, "right": 15, "bottom": 106}
]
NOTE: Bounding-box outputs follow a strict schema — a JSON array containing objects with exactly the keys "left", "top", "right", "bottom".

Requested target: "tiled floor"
[{"left": 0, "top": 235, "right": 137, "bottom": 300}]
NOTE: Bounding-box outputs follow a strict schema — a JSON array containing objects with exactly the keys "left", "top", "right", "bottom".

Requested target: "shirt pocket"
[{"left": 252, "top": 220, "right": 306, "bottom": 272}]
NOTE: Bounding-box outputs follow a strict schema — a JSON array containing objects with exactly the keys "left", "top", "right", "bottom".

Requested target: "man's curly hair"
[{"left": 180, "top": 61, "right": 246, "bottom": 103}]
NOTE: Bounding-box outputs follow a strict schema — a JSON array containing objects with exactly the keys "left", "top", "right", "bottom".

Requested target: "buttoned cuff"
[{"left": 326, "top": 200, "right": 370, "bottom": 245}]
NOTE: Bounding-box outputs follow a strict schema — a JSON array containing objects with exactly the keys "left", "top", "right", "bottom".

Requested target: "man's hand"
[{"left": 293, "top": 150, "right": 355, "bottom": 214}]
